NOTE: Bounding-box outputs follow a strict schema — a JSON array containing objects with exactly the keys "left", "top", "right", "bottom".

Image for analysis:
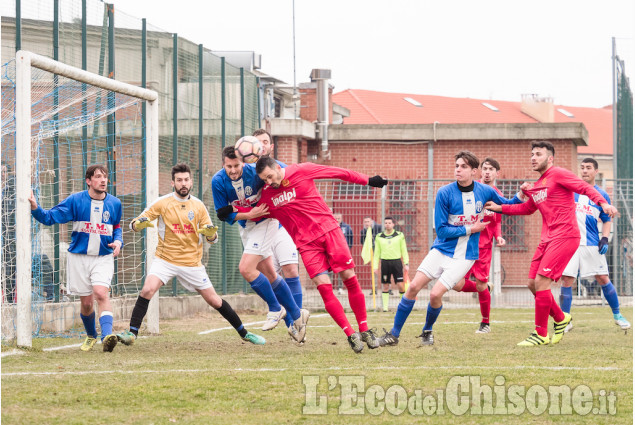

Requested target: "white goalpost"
[{"left": 12, "top": 50, "right": 160, "bottom": 347}]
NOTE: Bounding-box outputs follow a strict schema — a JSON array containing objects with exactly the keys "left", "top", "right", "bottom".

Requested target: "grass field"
[{"left": 2, "top": 307, "right": 632, "bottom": 424}]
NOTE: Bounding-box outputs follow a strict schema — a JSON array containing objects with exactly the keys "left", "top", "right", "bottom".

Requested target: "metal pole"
[
  {"left": 82, "top": 0, "right": 88, "bottom": 173},
  {"left": 172, "top": 34, "right": 179, "bottom": 296},
  {"left": 221, "top": 57, "right": 227, "bottom": 294},
  {"left": 611, "top": 37, "right": 619, "bottom": 289},
  {"left": 240, "top": 67, "right": 245, "bottom": 137},
  {"left": 53, "top": 0, "right": 60, "bottom": 302},
  {"left": 107, "top": 3, "right": 117, "bottom": 289},
  {"left": 141, "top": 18, "right": 147, "bottom": 281},
  {"left": 198, "top": 44, "right": 204, "bottom": 199},
  {"left": 256, "top": 76, "right": 261, "bottom": 128},
  {"left": 15, "top": 0, "right": 21, "bottom": 51}
]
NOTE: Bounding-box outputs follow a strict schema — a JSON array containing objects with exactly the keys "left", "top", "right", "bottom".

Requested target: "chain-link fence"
[{"left": 298, "top": 179, "right": 633, "bottom": 310}]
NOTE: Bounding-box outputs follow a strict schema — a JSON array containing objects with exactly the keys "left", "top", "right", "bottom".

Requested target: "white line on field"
[
  {"left": 1, "top": 350, "right": 24, "bottom": 358},
  {"left": 2, "top": 364, "right": 625, "bottom": 377},
  {"left": 198, "top": 313, "right": 330, "bottom": 335}
]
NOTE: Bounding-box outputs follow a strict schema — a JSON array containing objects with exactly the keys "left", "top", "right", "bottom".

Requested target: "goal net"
[{"left": 1, "top": 51, "right": 159, "bottom": 347}]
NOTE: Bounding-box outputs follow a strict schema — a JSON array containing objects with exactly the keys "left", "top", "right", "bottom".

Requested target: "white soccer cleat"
[
  {"left": 292, "top": 309, "right": 310, "bottom": 342},
  {"left": 614, "top": 314, "right": 631, "bottom": 330},
  {"left": 564, "top": 322, "right": 573, "bottom": 333},
  {"left": 262, "top": 307, "right": 286, "bottom": 331}
]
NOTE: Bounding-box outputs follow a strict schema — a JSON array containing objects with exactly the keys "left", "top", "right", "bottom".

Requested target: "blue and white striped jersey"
[
  {"left": 212, "top": 161, "right": 285, "bottom": 228},
  {"left": 574, "top": 185, "right": 611, "bottom": 246},
  {"left": 431, "top": 181, "right": 515, "bottom": 260},
  {"left": 31, "top": 191, "right": 123, "bottom": 256}
]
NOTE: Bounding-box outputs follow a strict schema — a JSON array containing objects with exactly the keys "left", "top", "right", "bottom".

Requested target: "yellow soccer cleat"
[
  {"left": 102, "top": 334, "right": 118, "bottom": 352},
  {"left": 552, "top": 313, "right": 572, "bottom": 345},
  {"left": 517, "top": 331, "right": 550, "bottom": 346},
  {"left": 80, "top": 336, "right": 98, "bottom": 352}
]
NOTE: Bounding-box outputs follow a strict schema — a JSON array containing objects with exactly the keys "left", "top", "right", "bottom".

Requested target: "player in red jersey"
[
  {"left": 454, "top": 157, "right": 506, "bottom": 334},
  {"left": 254, "top": 156, "right": 388, "bottom": 353},
  {"left": 486, "top": 141, "right": 618, "bottom": 346}
]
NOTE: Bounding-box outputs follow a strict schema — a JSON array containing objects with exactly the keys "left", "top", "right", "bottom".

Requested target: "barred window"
[
  {"left": 388, "top": 181, "right": 421, "bottom": 251},
  {"left": 497, "top": 180, "right": 527, "bottom": 251}
]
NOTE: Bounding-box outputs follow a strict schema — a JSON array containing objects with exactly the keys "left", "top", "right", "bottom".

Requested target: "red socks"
[
  {"left": 549, "top": 292, "right": 565, "bottom": 322},
  {"left": 478, "top": 289, "right": 490, "bottom": 324},
  {"left": 461, "top": 279, "right": 477, "bottom": 292},
  {"left": 317, "top": 284, "right": 354, "bottom": 337},
  {"left": 343, "top": 276, "right": 369, "bottom": 332},
  {"left": 534, "top": 290, "right": 551, "bottom": 337}
]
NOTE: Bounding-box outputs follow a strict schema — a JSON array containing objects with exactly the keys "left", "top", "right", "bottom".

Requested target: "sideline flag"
[{"left": 361, "top": 227, "right": 373, "bottom": 264}]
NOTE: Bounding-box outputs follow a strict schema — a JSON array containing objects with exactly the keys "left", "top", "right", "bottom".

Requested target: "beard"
[{"left": 176, "top": 186, "right": 191, "bottom": 197}]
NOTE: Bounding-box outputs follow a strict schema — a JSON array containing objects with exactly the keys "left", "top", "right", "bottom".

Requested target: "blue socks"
[
  {"left": 99, "top": 312, "right": 113, "bottom": 340},
  {"left": 423, "top": 303, "right": 443, "bottom": 331},
  {"left": 391, "top": 297, "right": 415, "bottom": 337},
  {"left": 250, "top": 273, "right": 282, "bottom": 312},
  {"left": 271, "top": 276, "right": 301, "bottom": 322},
  {"left": 560, "top": 286, "right": 573, "bottom": 314},
  {"left": 80, "top": 312, "right": 97, "bottom": 338},
  {"left": 600, "top": 281, "right": 620, "bottom": 314},
  {"left": 282, "top": 276, "right": 303, "bottom": 327}
]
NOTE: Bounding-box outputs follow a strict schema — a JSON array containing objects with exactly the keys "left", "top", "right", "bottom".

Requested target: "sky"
[{"left": 109, "top": 0, "right": 634, "bottom": 108}]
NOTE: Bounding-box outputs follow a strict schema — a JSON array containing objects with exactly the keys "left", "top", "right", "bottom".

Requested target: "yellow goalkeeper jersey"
[{"left": 134, "top": 192, "right": 212, "bottom": 267}]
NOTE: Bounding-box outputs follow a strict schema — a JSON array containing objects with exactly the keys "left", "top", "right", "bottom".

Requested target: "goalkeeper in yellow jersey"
[
  {"left": 373, "top": 217, "right": 409, "bottom": 312},
  {"left": 117, "top": 163, "right": 265, "bottom": 346}
]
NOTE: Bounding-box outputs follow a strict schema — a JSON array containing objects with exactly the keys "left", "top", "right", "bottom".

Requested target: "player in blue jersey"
[
  {"left": 212, "top": 145, "right": 308, "bottom": 342},
  {"left": 378, "top": 151, "right": 519, "bottom": 347},
  {"left": 29, "top": 165, "right": 122, "bottom": 352},
  {"left": 559, "top": 158, "right": 630, "bottom": 330}
]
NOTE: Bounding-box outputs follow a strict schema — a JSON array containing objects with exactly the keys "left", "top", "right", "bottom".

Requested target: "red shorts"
[
  {"left": 528, "top": 237, "right": 580, "bottom": 281},
  {"left": 298, "top": 228, "right": 356, "bottom": 279},
  {"left": 465, "top": 247, "right": 492, "bottom": 282}
]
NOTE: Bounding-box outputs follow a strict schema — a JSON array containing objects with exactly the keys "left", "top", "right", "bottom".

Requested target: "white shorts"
[
  {"left": 66, "top": 252, "right": 114, "bottom": 296},
  {"left": 149, "top": 258, "right": 214, "bottom": 292},
  {"left": 562, "top": 245, "right": 609, "bottom": 278},
  {"left": 417, "top": 248, "right": 475, "bottom": 291},
  {"left": 239, "top": 218, "right": 278, "bottom": 258},
  {"left": 272, "top": 225, "right": 299, "bottom": 274}
]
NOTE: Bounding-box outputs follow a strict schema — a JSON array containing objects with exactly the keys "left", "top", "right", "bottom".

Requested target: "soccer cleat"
[
  {"left": 377, "top": 328, "right": 399, "bottom": 347},
  {"left": 360, "top": 328, "right": 380, "bottom": 349},
  {"left": 102, "top": 334, "right": 118, "bottom": 352},
  {"left": 486, "top": 281, "right": 493, "bottom": 293},
  {"left": 287, "top": 325, "right": 305, "bottom": 345},
  {"left": 418, "top": 330, "right": 434, "bottom": 346},
  {"left": 347, "top": 332, "right": 365, "bottom": 353},
  {"left": 80, "top": 336, "right": 97, "bottom": 352},
  {"left": 614, "top": 314, "right": 631, "bottom": 330},
  {"left": 262, "top": 306, "right": 286, "bottom": 331},
  {"left": 475, "top": 322, "right": 491, "bottom": 334},
  {"left": 552, "top": 312, "right": 572, "bottom": 344},
  {"left": 564, "top": 322, "right": 573, "bottom": 333},
  {"left": 292, "top": 309, "right": 310, "bottom": 343},
  {"left": 517, "top": 331, "right": 550, "bottom": 346},
  {"left": 117, "top": 330, "right": 136, "bottom": 346},
  {"left": 242, "top": 331, "right": 266, "bottom": 345}
]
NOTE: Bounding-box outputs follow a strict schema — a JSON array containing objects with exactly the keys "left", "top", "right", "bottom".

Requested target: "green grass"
[{"left": 2, "top": 307, "right": 632, "bottom": 424}]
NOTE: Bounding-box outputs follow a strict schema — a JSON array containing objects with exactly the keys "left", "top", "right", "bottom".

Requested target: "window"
[
  {"left": 497, "top": 180, "right": 527, "bottom": 251},
  {"left": 388, "top": 181, "right": 421, "bottom": 251}
]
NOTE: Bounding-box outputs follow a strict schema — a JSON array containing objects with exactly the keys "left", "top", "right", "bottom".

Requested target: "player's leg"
[
  {"left": 67, "top": 253, "right": 97, "bottom": 350},
  {"left": 197, "top": 284, "right": 266, "bottom": 345},
  {"left": 381, "top": 276, "right": 390, "bottom": 313},
  {"left": 78, "top": 293, "right": 98, "bottom": 351},
  {"left": 472, "top": 252, "right": 492, "bottom": 333},
  {"left": 273, "top": 226, "right": 304, "bottom": 330},
  {"left": 89, "top": 254, "right": 117, "bottom": 351},
  {"left": 596, "top": 274, "right": 630, "bottom": 329},
  {"left": 394, "top": 261, "right": 405, "bottom": 299},
  {"left": 559, "top": 276, "right": 575, "bottom": 315},
  {"left": 257, "top": 256, "right": 303, "bottom": 329}
]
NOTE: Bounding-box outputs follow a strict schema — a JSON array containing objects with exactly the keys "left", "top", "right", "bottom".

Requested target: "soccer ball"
[{"left": 234, "top": 136, "right": 263, "bottom": 164}]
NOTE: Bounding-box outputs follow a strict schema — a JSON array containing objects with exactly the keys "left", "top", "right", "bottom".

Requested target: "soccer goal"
[{"left": 2, "top": 51, "right": 159, "bottom": 347}]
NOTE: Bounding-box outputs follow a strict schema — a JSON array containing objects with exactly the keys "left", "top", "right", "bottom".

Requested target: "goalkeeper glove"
[
  {"left": 197, "top": 224, "right": 218, "bottom": 239},
  {"left": 598, "top": 237, "right": 609, "bottom": 255},
  {"left": 131, "top": 217, "right": 154, "bottom": 232},
  {"left": 368, "top": 175, "right": 388, "bottom": 188}
]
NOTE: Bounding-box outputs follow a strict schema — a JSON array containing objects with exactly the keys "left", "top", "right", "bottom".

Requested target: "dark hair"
[
  {"left": 582, "top": 157, "right": 599, "bottom": 170},
  {"left": 481, "top": 157, "right": 500, "bottom": 171},
  {"left": 455, "top": 151, "right": 479, "bottom": 169},
  {"left": 252, "top": 129, "right": 272, "bottom": 141},
  {"left": 384, "top": 216, "right": 395, "bottom": 224},
  {"left": 255, "top": 156, "right": 277, "bottom": 174},
  {"left": 171, "top": 163, "right": 191, "bottom": 180},
  {"left": 85, "top": 164, "right": 108, "bottom": 180},
  {"left": 530, "top": 140, "right": 555, "bottom": 156},
  {"left": 222, "top": 146, "right": 238, "bottom": 162}
]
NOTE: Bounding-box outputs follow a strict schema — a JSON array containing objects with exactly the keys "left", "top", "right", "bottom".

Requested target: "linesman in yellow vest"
[{"left": 373, "top": 217, "right": 409, "bottom": 312}]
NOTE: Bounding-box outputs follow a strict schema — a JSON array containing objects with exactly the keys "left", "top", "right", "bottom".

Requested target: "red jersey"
[
  {"left": 501, "top": 166, "right": 606, "bottom": 242},
  {"left": 479, "top": 183, "right": 502, "bottom": 250},
  {"left": 258, "top": 163, "right": 368, "bottom": 248}
]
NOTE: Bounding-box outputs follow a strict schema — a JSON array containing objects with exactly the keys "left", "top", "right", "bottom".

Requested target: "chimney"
[
  {"left": 310, "top": 69, "right": 331, "bottom": 152},
  {"left": 520, "top": 94, "right": 554, "bottom": 123}
]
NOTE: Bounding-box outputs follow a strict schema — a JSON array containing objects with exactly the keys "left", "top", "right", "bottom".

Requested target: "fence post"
[
  {"left": 171, "top": 33, "right": 179, "bottom": 296},
  {"left": 221, "top": 57, "right": 227, "bottom": 295},
  {"left": 52, "top": 0, "right": 61, "bottom": 302}
]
